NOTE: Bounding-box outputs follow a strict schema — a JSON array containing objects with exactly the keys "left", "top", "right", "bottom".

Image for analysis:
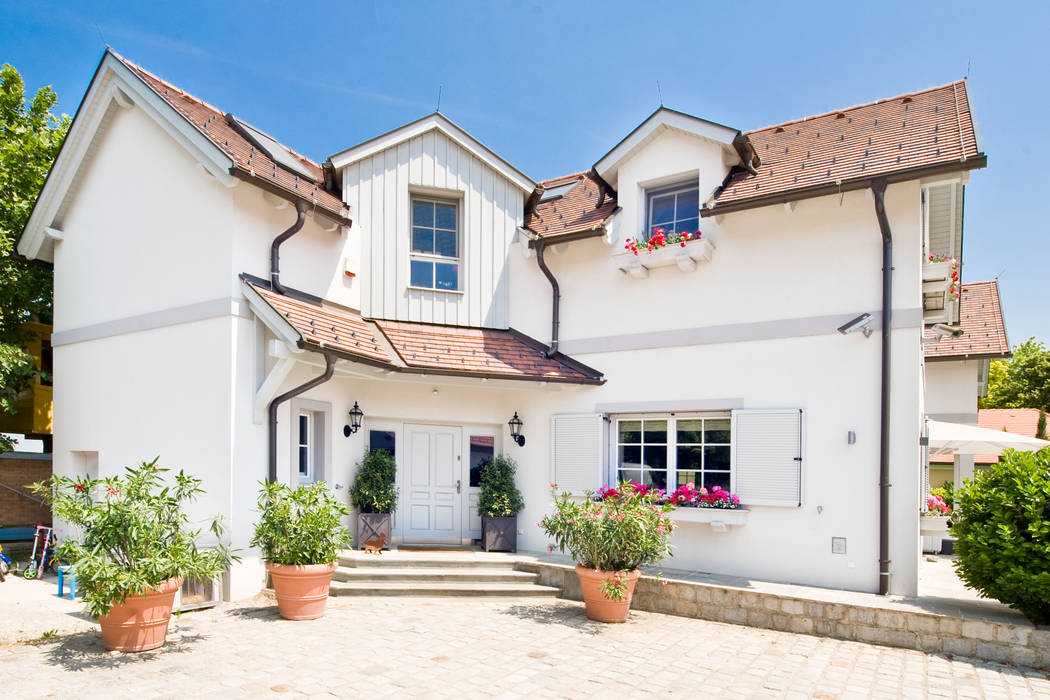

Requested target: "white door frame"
[
  {"left": 461, "top": 424, "right": 502, "bottom": 542},
  {"left": 402, "top": 423, "right": 463, "bottom": 544}
]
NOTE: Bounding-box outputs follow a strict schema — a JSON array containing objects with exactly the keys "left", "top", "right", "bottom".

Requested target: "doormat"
[{"left": 396, "top": 544, "right": 477, "bottom": 552}]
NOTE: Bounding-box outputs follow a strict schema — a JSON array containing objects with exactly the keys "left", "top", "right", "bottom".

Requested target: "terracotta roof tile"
[
  {"left": 113, "top": 53, "right": 348, "bottom": 221},
  {"left": 925, "top": 281, "right": 1009, "bottom": 360},
  {"left": 375, "top": 320, "right": 601, "bottom": 382},
  {"left": 249, "top": 283, "right": 391, "bottom": 364},
  {"left": 711, "top": 80, "right": 984, "bottom": 211},
  {"left": 524, "top": 172, "right": 618, "bottom": 240}
]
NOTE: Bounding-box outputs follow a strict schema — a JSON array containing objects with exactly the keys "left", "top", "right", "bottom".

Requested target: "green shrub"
[
  {"left": 478, "top": 454, "right": 524, "bottom": 517},
  {"left": 950, "top": 449, "right": 1050, "bottom": 623},
  {"left": 30, "top": 458, "right": 237, "bottom": 617},
  {"left": 349, "top": 450, "right": 398, "bottom": 514},
  {"left": 251, "top": 481, "right": 351, "bottom": 565},
  {"left": 930, "top": 482, "right": 955, "bottom": 510}
]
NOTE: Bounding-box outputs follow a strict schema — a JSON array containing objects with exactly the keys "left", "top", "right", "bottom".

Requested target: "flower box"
[
  {"left": 919, "top": 514, "right": 950, "bottom": 537},
  {"left": 616, "top": 238, "right": 715, "bottom": 279},
  {"left": 669, "top": 507, "right": 749, "bottom": 531}
]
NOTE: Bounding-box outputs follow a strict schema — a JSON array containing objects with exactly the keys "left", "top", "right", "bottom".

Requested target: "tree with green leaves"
[
  {"left": 979, "top": 338, "right": 1050, "bottom": 413},
  {"left": 0, "top": 64, "right": 69, "bottom": 452}
]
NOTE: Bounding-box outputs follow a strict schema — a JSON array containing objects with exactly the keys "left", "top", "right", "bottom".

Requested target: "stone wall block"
[
  {"left": 771, "top": 614, "right": 789, "bottom": 631},
  {"left": 1008, "top": 646, "right": 1037, "bottom": 669},
  {"left": 938, "top": 618, "right": 962, "bottom": 636},
  {"left": 918, "top": 635, "right": 942, "bottom": 653},
  {"left": 875, "top": 611, "right": 905, "bottom": 630},
  {"left": 848, "top": 607, "right": 875, "bottom": 625},
  {"left": 961, "top": 621, "right": 996, "bottom": 642},
  {"left": 824, "top": 604, "right": 846, "bottom": 621},
  {"left": 724, "top": 608, "right": 748, "bottom": 625},
  {"left": 886, "top": 630, "right": 918, "bottom": 650},
  {"left": 781, "top": 599, "right": 804, "bottom": 615},
  {"left": 995, "top": 624, "right": 1030, "bottom": 646},
  {"left": 975, "top": 642, "right": 1009, "bottom": 663},
  {"left": 748, "top": 610, "right": 772, "bottom": 629},
  {"left": 943, "top": 637, "right": 976, "bottom": 657},
  {"left": 905, "top": 615, "right": 939, "bottom": 635},
  {"left": 1032, "top": 630, "right": 1050, "bottom": 650},
  {"left": 789, "top": 617, "right": 814, "bottom": 635}
]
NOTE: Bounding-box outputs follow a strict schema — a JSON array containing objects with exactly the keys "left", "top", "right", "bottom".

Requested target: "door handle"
[{"left": 456, "top": 479, "right": 462, "bottom": 494}]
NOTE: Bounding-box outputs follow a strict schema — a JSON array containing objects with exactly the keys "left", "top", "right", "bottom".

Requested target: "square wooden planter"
[
  {"left": 358, "top": 513, "right": 392, "bottom": 550},
  {"left": 482, "top": 516, "right": 517, "bottom": 552}
]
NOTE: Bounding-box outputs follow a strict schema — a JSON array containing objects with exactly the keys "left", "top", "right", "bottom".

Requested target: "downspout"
[
  {"left": 271, "top": 201, "right": 309, "bottom": 295},
  {"left": 871, "top": 178, "right": 892, "bottom": 595},
  {"left": 534, "top": 240, "right": 560, "bottom": 356},
  {"left": 267, "top": 353, "right": 335, "bottom": 483}
]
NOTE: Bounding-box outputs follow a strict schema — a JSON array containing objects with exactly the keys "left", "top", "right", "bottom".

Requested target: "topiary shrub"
[
  {"left": 349, "top": 449, "right": 398, "bottom": 514},
  {"left": 478, "top": 454, "right": 524, "bottom": 517},
  {"left": 951, "top": 449, "right": 1050, "bottom": 623}
]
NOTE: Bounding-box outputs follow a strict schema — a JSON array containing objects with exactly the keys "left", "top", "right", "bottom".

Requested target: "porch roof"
[
  {"left": 242, "top": 277, "right": 604, "bottom": 385},
  {"left": 924, "top": 280, "right": 1010, "bottom": 361}
]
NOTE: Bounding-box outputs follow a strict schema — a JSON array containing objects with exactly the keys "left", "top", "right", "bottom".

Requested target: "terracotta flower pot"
[
  {"left": 575, "top": 565, "right": 641, "bottom": 623},
  {"left": 267, "top": 562, "right": 337, "bottom": 620},
  {"left": 98, "top": 576, "right": 183, "bottom": 652}
]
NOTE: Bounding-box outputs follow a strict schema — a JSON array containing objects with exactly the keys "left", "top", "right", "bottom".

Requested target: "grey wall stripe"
[
  {"left": 926, "top": 413, "right": 979, "bottom": 425},
  {"left": 52, "top": 297, "right": 251, "bottom": 347},
  {"left": 596, "top": 398, "right": 745, "bottom": 414},
  {"left": 560, "top": 308, "right": 924, "bottom": 355}
]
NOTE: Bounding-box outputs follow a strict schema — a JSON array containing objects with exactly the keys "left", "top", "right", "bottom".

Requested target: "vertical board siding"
[{"left": 343, "top": 127, "right": 520, "bottom": 327}]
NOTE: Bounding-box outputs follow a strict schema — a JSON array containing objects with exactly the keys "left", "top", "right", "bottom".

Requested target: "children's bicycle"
[
  {"left": 22, "top": 525, "right": 56, "bottom": 580},
  {"left": 0, "top": 544, "right": 10, "bottom": 582}
]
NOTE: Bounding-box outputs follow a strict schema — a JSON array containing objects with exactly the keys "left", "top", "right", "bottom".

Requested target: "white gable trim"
[
  {"left": 328, "top": 113, "right": 535, "bottom": 193},
  {"left": 18, "top": 52, "right": 235, "bottom": 262},
  {"left": 241, "top": 280, "right": 303, "bottom": 346},
  {"left": 594, "top": 107, "right": 741, "bottom": 183}
]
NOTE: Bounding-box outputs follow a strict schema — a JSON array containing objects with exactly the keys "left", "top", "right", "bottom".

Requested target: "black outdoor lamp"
[
  {"left": 508, "top": 412, "right": 525, "bottom": 447},
  {"left": 344, "top": 401, "right": 364, "bottom": 437}
]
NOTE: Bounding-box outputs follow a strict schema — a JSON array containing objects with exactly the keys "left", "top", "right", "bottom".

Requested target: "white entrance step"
[
  {"left": 333, "top": 567, "right": 540, "bottom": 584},
  {"left": 329, "top": 580, "right": 560, "bottom": 597}
]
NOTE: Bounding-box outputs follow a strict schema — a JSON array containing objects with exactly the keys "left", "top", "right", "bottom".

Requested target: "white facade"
[{"left": 22, "top": 55, "right": 986, "bottom": 601}]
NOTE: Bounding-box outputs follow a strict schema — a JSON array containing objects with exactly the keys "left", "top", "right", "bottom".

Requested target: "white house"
[{"left": 19, "top": 50, "right": 987, "bottom": 599}]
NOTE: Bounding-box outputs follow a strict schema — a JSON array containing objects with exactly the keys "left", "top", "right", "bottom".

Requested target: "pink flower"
[
  {"left": 547, "top": 546, "right": 553, "bottom": 553},
  {"left": 73, "top": 483, "right": 85, "bottom": 493},
  {"left": 660, "top": 579, "right": 668, "bottom": 587},
  {"left": 106, "top": 486, "right": 118, "bottom": 496},
  {"left": 549, "top": 482, "right": 556, "bottom": 489},
  {"left": 657, "top": 525, "right": 665, "bottom": 533}
]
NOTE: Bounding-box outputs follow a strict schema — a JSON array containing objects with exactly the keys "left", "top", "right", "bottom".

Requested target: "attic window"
[
  {"left": 539, "top": 180, "right": 579, "bottom": 202},
  {"left": 229, "top": 116, "right": 318, "bottom": 183}
]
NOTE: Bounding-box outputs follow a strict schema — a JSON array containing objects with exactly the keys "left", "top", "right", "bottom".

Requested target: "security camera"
[
  {"left": 838, "top": 313, "right": 873, "bottom": 338},
  {"left": 930, "top": 323, "right": 963, "bottom": 340}
]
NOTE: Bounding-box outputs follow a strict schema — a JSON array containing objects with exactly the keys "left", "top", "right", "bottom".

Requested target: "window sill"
[
  {"left": 406, "top": 286, "right": 465, "bottom": 295},
  {"left": 669, "top": 506, "right": 748, "bottom": 531},
  {"left": 614, "top": 238, "right": 715, "bottom": 278}
]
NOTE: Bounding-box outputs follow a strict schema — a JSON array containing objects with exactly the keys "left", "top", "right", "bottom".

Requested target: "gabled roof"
[
  {"left": 707, "top": 80, "right": 985, "bottom": 215},
  {"left": 593, "top": 107, "right": 744, "bottom": 183},
  {"left": 327, "top": 112, "right": 535, "bottom": 194},
  {"left": 524, "top": 172, "right": 619, "bottom": 241},
  {"left": 925, "top": 280, "right": 1010, "bottom": 361},
  {"left": 242, "top": 278, "right": 603, "bottom": 385}
]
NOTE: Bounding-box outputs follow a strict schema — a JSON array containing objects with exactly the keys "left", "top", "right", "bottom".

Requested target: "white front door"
[{"left": 403, "top": 424, "right": 462, "bottom": 542}]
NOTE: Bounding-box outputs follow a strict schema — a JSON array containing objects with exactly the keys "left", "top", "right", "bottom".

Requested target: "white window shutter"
[
  {"left": 732, "top": 409, "right": 803, "bottom": 507},
  {"left": 550, "top": 413, "right": 605, "bottom": 495}
]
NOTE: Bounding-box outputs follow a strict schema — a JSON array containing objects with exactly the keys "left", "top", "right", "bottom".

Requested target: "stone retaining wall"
[{"left": 517, "top": 561, "right": 1049, "bottom": 670}]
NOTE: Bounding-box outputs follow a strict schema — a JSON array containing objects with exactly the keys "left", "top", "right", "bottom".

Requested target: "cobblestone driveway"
[{"left": 4, "top": 596, "right": 1049, "bottom": 699}]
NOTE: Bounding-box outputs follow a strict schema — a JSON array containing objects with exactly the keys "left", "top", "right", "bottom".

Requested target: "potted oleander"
[
  {"left": 251, "top": 481, "right": 351, "bottom": 620},
  {"left": 30, "top": 459, "right": 235, "bottom": 652},
  {"left": 349, "top": 450, "right": 398, "bottom": 550},
  {"left": 540, "top": 481, "right": 676, "bottom": 623},
  {"left": 478, "top": 454, "right": 524, "bottom": 552}
]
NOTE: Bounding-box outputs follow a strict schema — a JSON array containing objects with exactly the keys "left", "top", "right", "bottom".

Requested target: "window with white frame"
[
  {"left": 297, "top": 411, "right": 313, "bottom": 483},
  {"left": 646, "top": 182, "right": 699, "bottom": 239},
  {"left": 615, "top": 414, "right": 731, "bottom": 491},
  {"left": 410, "top": 197, "right": 459, "bottom": 291}
]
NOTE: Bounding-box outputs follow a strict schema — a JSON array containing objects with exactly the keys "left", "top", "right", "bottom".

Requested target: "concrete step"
[
  {"left": 329, "top": 581, "right": 560, "bottom": 597},
  {"left": 332, "top": 567, "right": 539, "bottom": 584},
  {"left": 338, "top": 552, "right": 523, "bottom": 570}
]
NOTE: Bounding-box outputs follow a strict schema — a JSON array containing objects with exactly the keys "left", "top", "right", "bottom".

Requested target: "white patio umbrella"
[{"left": 926, "top": 419, "right": 1050, "bottom": 456}]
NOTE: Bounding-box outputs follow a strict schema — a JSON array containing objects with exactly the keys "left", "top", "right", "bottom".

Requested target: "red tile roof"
[
  {"left": 113, "top": 52, "right": 348, "bottom": 222},
  {"left": 249, "top": 283, "right": 391, "bottom": 365},
  {"left": 924, "top": 281, "right": 1010, "bottom": 360},
  {"left": 932, "top": 409, "right": 1044, "bottom": 464},
  {"left": 708, "top": 80, "right": 984, "bottom": 213},
  {"left": 524, "top": 172, "right": 618, "bottom": 240},
  {"left": 375, "top": 320, "right": 601, "bottom": 383}
]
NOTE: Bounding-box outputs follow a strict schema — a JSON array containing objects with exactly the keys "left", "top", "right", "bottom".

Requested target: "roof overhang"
[
  {"left": 18, "top": 51, "right": 236, "bottom": 263},
  {"left": 594, "top": 107, "right": 743, "bottom": 184},
  {"left": 328, "top": 112, "right": 535, "bottom": 194}
]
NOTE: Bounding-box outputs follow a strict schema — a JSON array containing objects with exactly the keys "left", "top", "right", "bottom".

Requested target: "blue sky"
[{"left": 3, "top": 1, "right": 1047, "bottom": 344}]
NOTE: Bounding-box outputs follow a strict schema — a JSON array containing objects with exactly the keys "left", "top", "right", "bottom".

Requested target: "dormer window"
[
  {"left": 410, "top": 197, "right": 459, "bottom": 291},
  {"left": 646, "top": 182, "right": 699, "bottom": 238}
]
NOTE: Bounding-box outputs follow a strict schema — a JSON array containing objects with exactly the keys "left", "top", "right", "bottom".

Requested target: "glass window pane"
[
  {"left": 412, "top": 227, "right": 434, "bottom": 254},
  {"left": 675, "top": 217, "right": 699, "bottom": 235},
  {"left": 703, "top": 471, "right": 731, "bottom": 491},
  {"left": 704, "top": 445, "right": 731, "bottom": 471},
  {"left": 643, "top": 445, "right": 667, "bottom": 471},
  {"left": 704, "top": 419, "right": 731, "bottom": 444},
  {"left": 435, "top": 229, "right": 457, "bottom": 258},
  {"left": 410, "top": 259, "right": 433, "bottom": 288},
  {"left": 650, "top": 194, "right": 675, "bottom": 226},
  {"left": 676, "top": 419, "right": 702, "bottom": 444},
  {"left": 643, "top": 470, "right": 667, "bottom": 490},
  {"left": 619, "top": 445, "right": 641, "bottom": 470},
  {"left": 676, "top": 470, "right": 700, "bottom": 487},
  {"left": 618, "top": 420, "right": 641, "bottom": 444},
  {"left": 643, "top": 420, "right": 667, "bottom": 444},
  {"left": 298, "top": 414, "right": 309, "bottom": 445},
  {"left": 618, "top": 466, "right": 643, "bottom": 484},
  {"left": 369, "top": 430, "right": 395, "bottom": 456},
  {"left": 677, "top": 445, "right": 702, "bottom": 471},
  {"left": 298, "top": 446, "right": 309, "bottom": 475},
  {"left": 469, "top": 436, "right": 494, "bottom": 489},
  {"left": 434, "top": 262, "right": 458, "bottom": 290},
  {"left": 675, "top": 188, "right": 699, "bottom": 219},
  {"left": 412, "top": 200, "right": 433, "bottom": 227},
  {"left": 435, "top": 204, "right": 456, "bottom": 230}
]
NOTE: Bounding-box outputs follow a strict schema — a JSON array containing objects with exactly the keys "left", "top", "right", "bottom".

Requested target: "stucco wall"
[{"left": 925, "top": 360, "right": 978, "bottom": 421}]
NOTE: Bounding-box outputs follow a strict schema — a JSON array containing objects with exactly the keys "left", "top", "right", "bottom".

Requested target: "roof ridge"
[
  {"left": 538, "top": 172, "right": 588, "bottom": 187},
  {"left": 746, "top": 79, "right": 967, "bottom": 135}
]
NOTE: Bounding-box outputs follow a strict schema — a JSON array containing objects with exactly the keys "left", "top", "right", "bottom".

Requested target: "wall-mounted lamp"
[
  {"left": 344, "top": 401, "right": 364, "bottom": 437},
  {"left": 508, "top": 412, "right": 525, "bottom": 447},
  {"left": 837, "top": 313, "right": 872, "bottom": 338}
]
